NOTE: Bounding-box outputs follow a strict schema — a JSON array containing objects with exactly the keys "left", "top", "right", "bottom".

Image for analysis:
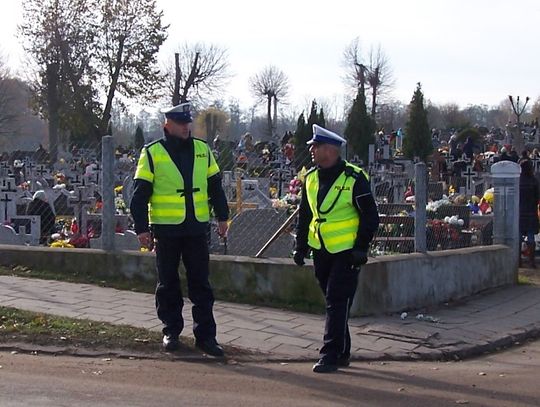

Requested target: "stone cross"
[
  {"left": 0, "top": 161, "right": 9, "bottom": 177},
  {"left": 0, "top": 178, "right": 17, "bottom": 223},
  {"left": 463, "top": 165, "right": 478, "bottom": 196},
  {"left": 67, "top": 186, "right": 95, "bottom": 236}
]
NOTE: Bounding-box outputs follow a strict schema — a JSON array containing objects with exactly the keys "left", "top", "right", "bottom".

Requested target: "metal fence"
[{"left": 0, "top": 136, "right": 496, "bottom": 259}]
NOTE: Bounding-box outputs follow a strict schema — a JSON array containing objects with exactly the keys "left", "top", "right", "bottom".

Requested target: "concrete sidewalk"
[{"left": 1, "top": 275, "right": 540, "bottom": 361}]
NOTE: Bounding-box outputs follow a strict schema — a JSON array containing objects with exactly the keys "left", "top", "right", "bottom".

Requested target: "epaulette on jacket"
[{"left": 144, "top": 138, "right": 165, "bottom": 149}]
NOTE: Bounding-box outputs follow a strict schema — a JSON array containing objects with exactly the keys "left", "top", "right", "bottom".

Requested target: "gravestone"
[
  {"left": 67, "top": 186, "right": 96, "bottom": 234},
  {"left": 239, "top": 179, "right": 272, "bottom": 208},
  {"left": 0, "top": 161, "right": 9, "bottom": 177},
  {"left": 10, "top": 215, "right": 41, "bottom": 246},
  {"left": 226, "top": 208, "right": 294, "bottom": 257},
  {"left": 463, "top": 165, "right": 478, "bottom": 196},
  {"left": 0, "top": 177, "right": 18, "bottom": 223},
  {"left": 89, "top": 230, "right": 140, "bottom": 250},
  {"left": 0, "top": 225, "right": 23, "bottom": 245}
]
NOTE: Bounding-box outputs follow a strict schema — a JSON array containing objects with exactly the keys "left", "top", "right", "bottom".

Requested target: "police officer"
[
  {"left": 294, "top": 124, "right": 379, "bottom": 373},
  {"left": 130, "top": 102, "right": 229, "bottom": 357}
]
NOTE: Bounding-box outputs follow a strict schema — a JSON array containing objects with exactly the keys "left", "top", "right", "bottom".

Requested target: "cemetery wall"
[{"left": 0, "top": 244, "right": 515, "bottom": 316}]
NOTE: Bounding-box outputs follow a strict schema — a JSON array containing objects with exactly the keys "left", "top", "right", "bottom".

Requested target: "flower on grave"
[
  {"left": 114, "top": 185, "right": 123, "bottom": 195},
  {"left": 426, "top": 197, "right": 451, "bottom": 212},
  {"left": 50, "top": 240, "right": 74, "bottom": 248}
]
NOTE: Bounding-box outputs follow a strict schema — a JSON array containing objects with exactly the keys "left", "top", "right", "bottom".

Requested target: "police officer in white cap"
[
  {"left": 294, "top": 124, "right": 379, "bottom": 373},
  {"left": 130, "top": 102, "right": 229, "bottom": 357}
]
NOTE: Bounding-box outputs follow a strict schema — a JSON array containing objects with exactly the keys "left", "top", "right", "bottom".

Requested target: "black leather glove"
[
  {"left": 350, "top": 249, "right": 368, "bottom": 267},
  {"left": 293, "top": 250, "right": 307, "bottom": 266}
]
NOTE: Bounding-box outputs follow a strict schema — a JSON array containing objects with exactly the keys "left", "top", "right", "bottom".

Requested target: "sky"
[{"left": 1, "top": 0, "right": 539, "bottom": 118}]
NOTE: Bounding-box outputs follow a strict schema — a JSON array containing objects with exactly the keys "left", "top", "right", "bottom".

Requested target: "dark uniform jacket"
[
  {"left": 519, "top": 173, "right": 540, "bottom": 234},
  {"left": 295, "top": 158, "right": 379, "bottom": 253},
  {"left": 130, "top": 132, "right": 229, "bottom": 238}
]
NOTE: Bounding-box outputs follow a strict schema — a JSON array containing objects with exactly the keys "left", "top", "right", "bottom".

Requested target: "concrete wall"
[{"left": 0, "top": 244, "right": 517, "bottom": 316}]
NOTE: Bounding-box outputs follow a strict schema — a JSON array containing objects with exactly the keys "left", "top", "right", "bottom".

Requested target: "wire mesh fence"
[{"left": 0, "top": 135, "right": 496, "bottom": 258}]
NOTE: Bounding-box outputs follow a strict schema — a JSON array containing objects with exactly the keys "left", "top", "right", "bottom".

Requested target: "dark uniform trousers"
[
  {"left": 155, "top": 234, "right": 216, "bottom": 341},
  {"left": 312, "top": 247, "right": 359, "bottom": 362}
]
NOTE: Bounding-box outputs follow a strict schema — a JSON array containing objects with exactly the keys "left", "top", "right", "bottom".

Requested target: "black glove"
[
  {"left": 293, "top": 250, "right": 307, "bottom": 266},
  {"left": 350, "top": 249, "right": 368, "bottom": 267}
]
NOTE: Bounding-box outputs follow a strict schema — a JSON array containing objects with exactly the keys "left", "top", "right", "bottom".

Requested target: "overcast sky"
[{"left": 1, "top": 0, "right": 539, "bottom": 117}]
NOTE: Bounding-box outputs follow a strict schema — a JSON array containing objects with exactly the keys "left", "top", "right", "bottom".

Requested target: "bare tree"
[
  {"left": 342, "top": 37, "right": 367, "bottom": 97},
  {"left": 249, "top": 65, "right": 289, "bottom": 137},
  {"left": 367, "top": 45, "right": 394, "bottom": 119},
  {"left": 164, "top": 42, "right": 230, "bottom": 106},
  {"left": 343, "top": 38, "right": 394, "bottom": 119}
]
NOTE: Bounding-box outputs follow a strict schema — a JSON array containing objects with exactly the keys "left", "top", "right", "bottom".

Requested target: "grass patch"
[
  {"left": 0, "top": 265, "right": 155, "bottom": 294},
  {"left": 0, "top": 305, "right": 163, "bottom": 353},
  {"left": 0, "top": 265, "right": 325, "bottom": 314},
  {"left": 518, "top": 274, "right": 531, "bottom": 285}
]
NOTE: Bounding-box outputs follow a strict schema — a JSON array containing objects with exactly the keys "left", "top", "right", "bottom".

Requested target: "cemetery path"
[{"left": 1, "top": 274, "right": 540, "bottom": 362}]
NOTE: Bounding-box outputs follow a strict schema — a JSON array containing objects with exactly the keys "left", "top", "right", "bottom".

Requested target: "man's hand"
[
  {"left": 293, "top": 250, "right": 307, "bottom": 266},
  {"left": 217, "top": 221, "right": 228, "bottom": 237},
  {"left": 137, "top": 232, "right": 153, "bottom": 250},
  {"left": 350, "top": 249, "right": 368, "bottom": 267}
]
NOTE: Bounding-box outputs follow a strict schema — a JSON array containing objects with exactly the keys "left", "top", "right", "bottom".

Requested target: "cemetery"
[{"left": 0, "top": 127, "right": 529, "bottom": 314}]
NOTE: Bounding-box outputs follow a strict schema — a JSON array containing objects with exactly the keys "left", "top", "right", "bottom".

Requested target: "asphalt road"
[{"left": 1, "top": 340, "right": 540, "bottom": 407}]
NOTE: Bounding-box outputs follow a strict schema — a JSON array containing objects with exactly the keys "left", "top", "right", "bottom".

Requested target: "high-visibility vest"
[
  {"left": 305, "top": 162, "right": 368, "bottom": 253},
  {"left": 134, "top": 138, "right": 220, "bottom": 224}
]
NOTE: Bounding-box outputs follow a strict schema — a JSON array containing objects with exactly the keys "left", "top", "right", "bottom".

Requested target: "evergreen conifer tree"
[
  {"left": 403, "top": 83, "right": 432, "bottom": 161},
  {"left": 293, "top": 100, "right": 326, "bottom": 169},
  {"left": 134, "top": 125, "right": 145, "bottom": 150},
  {"left": 344, "top": 89, "right": 375, "bottom": 163}
]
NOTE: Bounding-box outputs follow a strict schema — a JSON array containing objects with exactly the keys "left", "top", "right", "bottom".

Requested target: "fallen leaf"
[
  {"left": 455, "top": 400, "right": 469, "bottom": 405},
  {"left": 60, "top": 336, "right": 67, "bottom": 341},
  {"left": 398, "top": 387, "right": 405, "bottom": 392},
  {"left": 478, "top": 372, "right": 487, "bottom": 376},
  {"left": 10, "top": 351, "right": 17, "bottom": 355},
  {"left": 101, "top": 358, "right": 111, "bottom": 362},
  {"left": 92, "top": 370, "right": 103, "bottom": 376},
  {"left": 280, "top": 363, "right": 288, "bottom": 366},
  {"left": 499, "top": 374, "right": 506, "bottom": 377},
  {"left": 134, "top": 338, "right": 150, "bottom": 343}
]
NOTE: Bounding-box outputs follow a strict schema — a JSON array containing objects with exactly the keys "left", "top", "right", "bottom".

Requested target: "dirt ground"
[{"left": 1, "top": 339, "right": 539, "bottom": 407}]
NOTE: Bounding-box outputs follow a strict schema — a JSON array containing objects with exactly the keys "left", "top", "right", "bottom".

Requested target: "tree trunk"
[
  {"left": 272, "top": 96, "right": 278, "bottom": 138},
  {"left": 371, "top": 85, "right": 378, "bottom": 119},
  {"left": 46, "top": 63, "right": 59, "bottom": 163},
  {"left": 180, "top": 51, "right": 200, "bottom": 103},
  {"left": 172, "top": 52, "right": 181, "bottom": 105},
  {"left": 266, "top": 95, "right": 272, "bottom": 137},
  {"left": 100, "top": 37, "right": 125, "bottom": 136},
  {"left": 371, "top": 66, "right": 380, "bottom": 118}
]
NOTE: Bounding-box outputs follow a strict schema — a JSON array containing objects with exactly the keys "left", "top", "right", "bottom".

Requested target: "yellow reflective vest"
[
  {"left": 134, "top": 138, "right": 220, "bottom": 224},
  {"left": 305, "top": 162, "right": 368, "bottom": 253}
]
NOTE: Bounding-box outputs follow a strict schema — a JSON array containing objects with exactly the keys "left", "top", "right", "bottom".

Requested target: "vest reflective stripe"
[
  {"left": 305, "top": 163, "right": 367, "bottom": 253},
  {"left": 134, "top": 147, "right": 154, "bottom": 182},
  {"left": 137, "top": 139, "right": 213, "bottom": 224}
]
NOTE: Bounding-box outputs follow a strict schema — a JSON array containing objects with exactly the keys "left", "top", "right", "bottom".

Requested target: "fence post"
[
  {"left": 101, "top": 135, "right": 115, "bottom": 251},
  {"left": 491, "top": 161, "right": 521, "bottom": 268},
  {"left": 415, "top": 162, "right": 427, "bottom": 253}
]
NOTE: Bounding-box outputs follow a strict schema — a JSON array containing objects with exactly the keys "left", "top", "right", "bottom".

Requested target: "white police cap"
[
  {"left": 160, "top": 102, "right": 192, "bottom": 122},
  {"left": 307, "top": 124, "right": 346, "bottom": 146}
]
